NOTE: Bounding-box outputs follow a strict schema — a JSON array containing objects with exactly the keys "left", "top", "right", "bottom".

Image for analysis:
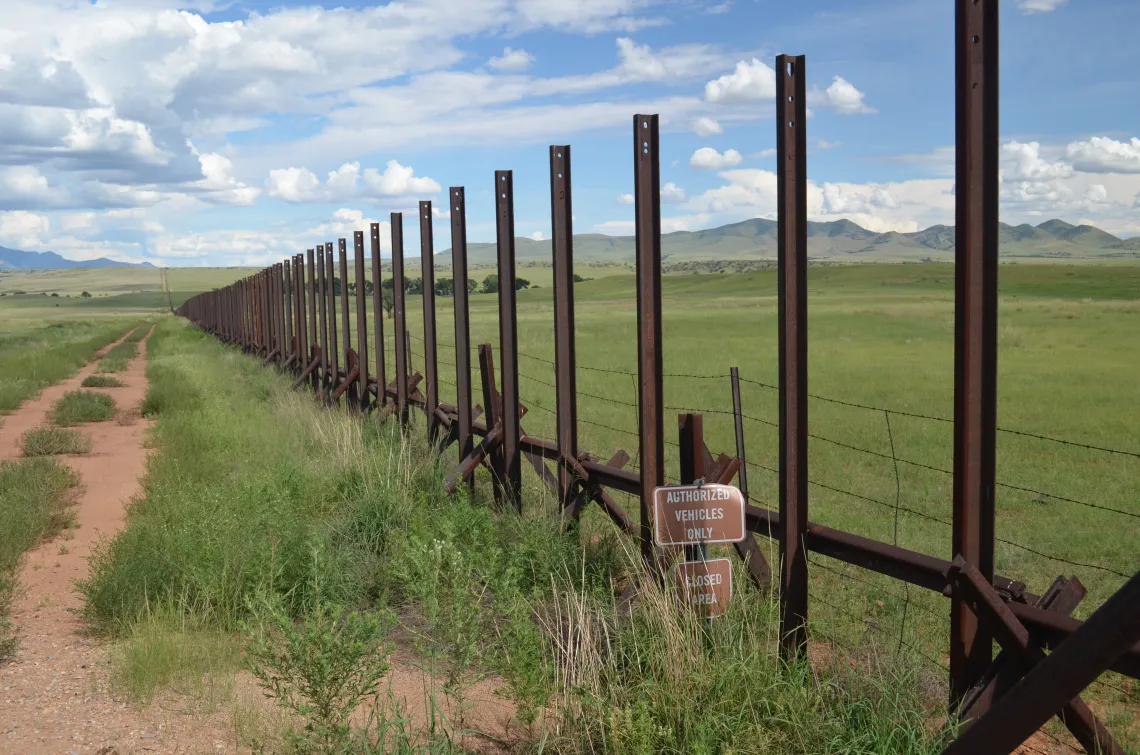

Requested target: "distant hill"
[
  {"left": 0, "top": 247, "right": 154, "bottom": 270},
  {"left": 437, "top": 218, "right": 1140, "bottom": 266}
]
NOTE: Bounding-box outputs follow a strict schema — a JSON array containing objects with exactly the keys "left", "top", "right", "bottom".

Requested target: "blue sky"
[{"left": 2, "top": 0, "right": 1138, "bottom": 266}]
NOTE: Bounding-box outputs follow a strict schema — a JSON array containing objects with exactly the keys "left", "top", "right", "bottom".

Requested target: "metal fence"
[{"left": 176, "top": 3, "right": 1138, "bottom": 753}]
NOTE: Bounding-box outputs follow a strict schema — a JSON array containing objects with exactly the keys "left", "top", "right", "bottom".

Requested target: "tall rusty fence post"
[
  {"left": 550, "top": 145, "right": 579, "bottom": 520},
  {"left": 634, "top": 113, "right": 664, "bottom": 569},
  {"left": 450, "top": 188, "right": 474, "bottom": 490},
  {"left": 776, "top": 53, "right": 809, "bottom": 661},
  {"left": 950, "top": 0, "right": 999, "bottom": 709},
  {"left": 495, "top": 170, "right": 522, "bottom": 512},
  {"left": 420, "top": 200, "right": 439, "bottom": 442}
]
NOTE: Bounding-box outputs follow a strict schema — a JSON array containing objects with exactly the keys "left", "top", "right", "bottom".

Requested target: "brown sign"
[
  {"left": 653, "top": 483, "right": 745, "bottom": 546},
  {"left": 674, "top": 558, "right": 733, "bottom": 617}
]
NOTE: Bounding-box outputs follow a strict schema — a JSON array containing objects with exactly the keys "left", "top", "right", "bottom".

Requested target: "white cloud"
[
  {"left": 0, "top": 167, "right": 70, "bottom": 209},
  {"left": 1001, "top": 140, "right": 1073, "bottom": 180},
  {"left": 1066, "top": 137, "right": 1140, "bottom": 174},
  {"left": 704, "top": 59, "right": 776, "bottom": 103},
  {"left": 0, "top": 210, "right": 52, "bottom": 248},
  {"left": 689, "top": 147, "right": 742, "bottom": 170},
  {"left": 512, "top": 0, "right": 665, "bottom": 33},
  {"left": 1018, "top": 0, "right": 1067, "bottom": 13},
  {"left": 692, "top": 116, "right": 723, "bottom": 136},
  {"left": 817, "top": 139, "right": 841, "bottom": 150},
  {"left": 616, "top": 193, "right": 634, "bottom": 205},
  {"left": 815, "top": 76, "right": 876, "bottom": 115},
  {"left": 266, "top": 160, "right": 440, "bottom": 203},
  {"left": 661, "top": 182, "right": 687, "bottom": 203},
  {"left": 489, "top": 47, "right": 535, "bottom": 72},
  {"left": 529, "top": 231, "right": 545, "bottom": 241}
]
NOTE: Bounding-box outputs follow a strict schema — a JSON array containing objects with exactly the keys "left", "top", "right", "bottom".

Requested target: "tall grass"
[
  {"left": 82, "top": 318, "right": 951, "bottom": 752},
  {"left": 0, "top": 457, "right": 81, "bottom": 658},
  {"left": 0, "top": 321, "right": 138, "bottom": 413}
]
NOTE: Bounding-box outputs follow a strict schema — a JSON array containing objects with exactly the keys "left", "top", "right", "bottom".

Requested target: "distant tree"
[
  {"left": 404, "top": 278, "right": 423, "bottom": 296},
  {"left": 515, "top": 278, "right": 530, "bottom": 291},
  {"left": 434, "top": 278, "right": 455, "bottom": 297},
  {"left": 573, "top": 273, "right": 590, "bottom": 283},
  {"left": 50, "top": 292, "right": 59, "bottom": 297},
  {"left": 331, "top": 277, "right": 343, "bottom": 296},
  {"left": 468, "top": 279, "right": 478, "bottom": 294},
  {"left": 482, "top": 274, "right": 498, "bottom": 294}
]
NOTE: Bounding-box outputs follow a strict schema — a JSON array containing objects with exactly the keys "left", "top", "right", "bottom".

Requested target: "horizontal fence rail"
[{"left": 176, "top": 6, "right": 1137, "bottom": 753}]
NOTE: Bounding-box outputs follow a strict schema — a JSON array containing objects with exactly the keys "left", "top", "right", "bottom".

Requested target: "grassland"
[
  {"left": 3, "top": 260, "right": 1135, "bottom": 748},
  {"left": 0, "top": 321, "right": 141, "bottom": 413},
  {"left": 81, "top": 318, "right": 952, "bottom": 752}
]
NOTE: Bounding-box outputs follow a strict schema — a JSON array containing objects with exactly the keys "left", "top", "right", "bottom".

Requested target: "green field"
[{"left": 3, "top": 261, "right": 1137, "bottom": 748}]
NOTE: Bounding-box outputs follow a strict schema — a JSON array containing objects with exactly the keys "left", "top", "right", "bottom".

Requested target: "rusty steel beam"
[
  {"left": 338, "top": 239, "right": 356, "bottom": 409},
  {"left": 949, "top": 561, "right": 1122, "bottom": 755},
  {"left": 550, "top": 145, "right": 579, "bottom": 517},
  {"left": 776, "top": 53, "right": 809, "bottom": 660},
  {"left": 420, "top": 200, "right": 439, "bottom": 440},
  {"left": 283, "top": 262, "right": 294, "bottom": 362},
  {"left": 354, "top": 232, "right": 370, "bottom": 410},
  {"left": 450, "top": 187, "right": 474, "bottom": 489},
  {"left": 325, "top": 242, "right": 340, "bottom": 400},
  {"left": 738, "top": 503, "right": 1140, "bottom": 680},
  {"left": 950, "top": 0, "right": 1000, "bottom": 704},
  {"left": 633, "top": 113, "right": 664, "bottom": 566},
  {"left": 944, "top": 571, "right": 1140, "bottom": 755},
  {"left": 495, "top": 170, "right": 522, "bottom": 511},
  {"left": 275, "top": 263, "right": 286, "bottom": 365},
  {"left": 317, "top": 246, "right": 329, "bottom": 394},
  {"left": 478, "top": 343, "right": 506, "bottom": 502},
  {"left": 369, "top": 224, "right": 386, "bottom": 405},
  {"left": 306, "top": 248, "right": 319, "bottom": 390},
  {"left": 391, "top": 213, "right": 409, "bottom": 425}
]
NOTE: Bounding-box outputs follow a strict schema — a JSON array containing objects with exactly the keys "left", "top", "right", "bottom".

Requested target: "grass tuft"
[
  {"left": 20, "top": 426, "right": 92, "bottom": 456},
  {"left": 82, "top": 374, "right": 124, "bottom": 388},
  {"left": 0, "top": 457, "right": 81, "bottom": 658},
  {"left": 51, "top": 390, "right": 117, "bottom": 426}
]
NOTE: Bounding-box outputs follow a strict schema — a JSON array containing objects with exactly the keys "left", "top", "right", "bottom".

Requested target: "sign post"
[
  {"left": 654, "top": 482, "right": 746, "bottom": 617},
  {"left": 658, "top": 414, "right": 746, "bottom": 619}
]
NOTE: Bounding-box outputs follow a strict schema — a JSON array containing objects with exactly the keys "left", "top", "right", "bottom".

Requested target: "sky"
[{"left": 1, "top": 0, "right": 1139, "bottom": 267}]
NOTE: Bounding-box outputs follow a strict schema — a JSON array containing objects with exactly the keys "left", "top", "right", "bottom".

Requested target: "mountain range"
[
  {"left": 0, "top": 247, "right": 154, "bottom": 270},
  {"left": 2, "top": 218, "right": 1137, "bottom": 271},
  {"left": 442, "top": 218, "right": 1140, "bottom": 266}
]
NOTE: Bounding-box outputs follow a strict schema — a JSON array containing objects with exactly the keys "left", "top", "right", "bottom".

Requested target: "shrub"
[
  {"left": 51, "top": 390, "right": 116, "bottom": 426},
  {"left": 82, "top": 374, "right": 124, "bottom": 388},
  {"left": 20, "top": 426, "right": 92, "bottom": 456}
]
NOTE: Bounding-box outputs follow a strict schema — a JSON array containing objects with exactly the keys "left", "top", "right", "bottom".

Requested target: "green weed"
[
  {"left": 50, "top": 390, "right": 117, "bottom": 426},
  {"left": 82, "top": 374, "right": 124, "bottom": 388},
  {"left": 243, "top": 579, "right": 395, "bottom": 753},
  {"left": 19, "top": 426, "right": 92, "bottom": 456}
]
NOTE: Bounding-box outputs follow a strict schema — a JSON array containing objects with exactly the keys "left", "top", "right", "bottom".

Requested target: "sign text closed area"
[{"left": 674, "top": 558, "right": 733, "bottom": 617}]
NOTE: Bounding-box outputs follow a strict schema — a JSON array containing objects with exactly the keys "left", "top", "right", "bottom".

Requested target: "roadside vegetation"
[
  {"left": 81, "top": 318, "right": 950, "bottom": 753},
  {"left": 0, "top": 321, "right": 139, "bottom": 413},
  {"left": 96, "top": 337, "right": 140, "bottom": 373},
  {"left": 82, "top": 374, "right": 124, "bottom": 388},
  {"left": 0, "top": 457, "right": 81, "bottom": 659},
  {"left": 19, "top": 426, "right": 93, "bottom": 456},
  {"left": 51, "top": 390, "right": 117, "bottom": 426}
]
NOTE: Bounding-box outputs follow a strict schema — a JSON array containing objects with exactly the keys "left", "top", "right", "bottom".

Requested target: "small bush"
[
  {"left": 243, "top": 587, "right": 395, "bottom": 753},
  {"left": 82, "top": 374, "right": 124, "bottom": 388},
  {"left": 51, "top": 390, "right": 117, "bottom": 426},
  {"left": 20, "top": 426, "right": 92, "bottom": 456}
]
